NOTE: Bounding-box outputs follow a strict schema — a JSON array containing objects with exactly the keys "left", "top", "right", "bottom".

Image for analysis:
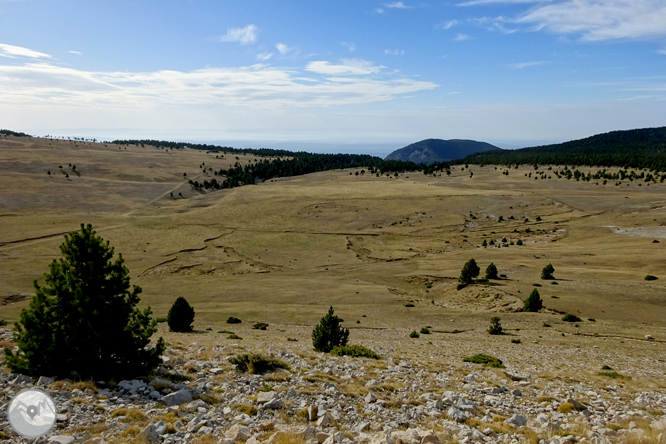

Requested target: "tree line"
[{"left": 459, "top": 127, "right": 666, "bottom": 172}]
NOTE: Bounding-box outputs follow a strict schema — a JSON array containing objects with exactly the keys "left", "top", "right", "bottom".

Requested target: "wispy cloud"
[
  {"left": 471, "top": 16, "right": 518, "bottom": 34},
  {"left": 219, "top": 25, "right": 258, "bottom": 45},
  {"left": 508, "top": 61, "right": 548, "bottom": 69},
  {"left": 659, "top": 49, "right": 666, "bottom": 55},
  {"left": 436, "top": 20, "right": 458, "bottom": 30},
  {"left": 385, "top": 49, "right": 406, "bottom": 56},
  {"left": 341, "top": 41, "right": 356, "bottom": 52},
  {"left": 0, "top": 43, "right": 51, "bottom": 59},
  {"left": 0, "top": 59, "right": 437, "bottom": 110},
  {"left": 69, "top": 50, "right": 82, "bottom": 55},
  {"left": 386, "top": 1, "right": 410, "bottom": 8},
  {"left": 276, "top": 43, "right": 293, "bottom": 55},
  {"left": 516, "top": 0, "right": 666, "bottom": 41},
  {"left": 306, "top": 59, "right": 385, "bottom": 76},
  {"left": 454, "top": 33, "right": 471, "bottom": 41},
  {"left": 458, "top": 0, "right": 549, "bottom": 6},
  {"left": 256, "top": 52, "right": 273, "bottom": 61}
]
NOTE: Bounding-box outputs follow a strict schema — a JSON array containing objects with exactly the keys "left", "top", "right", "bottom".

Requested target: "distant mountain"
[
  {"left": 385, "top": 139, "right": 501, "bottom": 165},
  {"left": 462, "top": 127, "right": 666, "bottom": 171}
]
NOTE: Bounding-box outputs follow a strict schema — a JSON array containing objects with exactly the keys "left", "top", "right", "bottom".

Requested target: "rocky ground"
[{"left": 1, "top": 327, "right": 665, "bottom": 444}]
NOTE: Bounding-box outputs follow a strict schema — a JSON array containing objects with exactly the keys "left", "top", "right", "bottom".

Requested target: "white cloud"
[
  {"left": 508, "top": 61, "right": 547, "bottom": 69},
  {"left": 516, "top": 0, "right": 666, "bottom": 41},
  {"left": 386, "top": 1, "right": 410, "bottom": 8},
  {"left": 256, "top": 52, "right": 273, "bottom": 61},
  {"left": 659, "top": 49, "right": 666, "bottom": 55},
  {"left": 0, "top": 60, "right": 437, "bottom": 111},
  {"left": 437, "top": 20, "right": 458, "bottom": 30},
  {"left": 219, "top": 25, "right": 258, "bottom": 45},
  {"left": 276, "top": 43, "right": 293, "bottom": 55},
  {"left": 385, "top": 49, "right": 406, "bottom": 56},
  {"left": 341, "top": 41, "right": 356, "bottom": 52},
  {"left": 306, "top": 59, "right": 385, "bottom": 76},
  {"left": 69, "top": 50, "right": 82, "bottom": 55},
  {"left": 0, "top": 43, "right": 51, "bottom": 59},
  {"left": 454, "top": 33, "right": 471, "bottom": 41},
  {"left": 374, "top": 7, "right": 385, "bottom": 14}
]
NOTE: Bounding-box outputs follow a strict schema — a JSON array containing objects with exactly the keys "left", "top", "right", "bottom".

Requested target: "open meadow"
[{"left": 1, "top": 135, "right": 664, "bottom": 383}]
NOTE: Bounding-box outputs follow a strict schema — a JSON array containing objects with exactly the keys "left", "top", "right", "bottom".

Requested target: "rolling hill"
[
  {"left": 385, "top": 139, "right": 501, "bottom": 165},
  {"left": 461, "top": 127, "right": 666, "bottom": 170}
]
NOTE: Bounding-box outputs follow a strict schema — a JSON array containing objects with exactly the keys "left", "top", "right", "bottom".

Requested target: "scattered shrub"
[
  {"left": 253, "top": 322, "right": 269, "bottom": 330},
  {"left": 645, "top": 275, "right": 658, "bottom": 281},
  {"left": 542, "top": 322, "right": 551, "bottom": 328},
  {"left": 404, "top": 303, "right": 415, "bottom": 307},
  {"left": 330, "top": 345, "right": 380, "bottom": 359},
  {"left": 227, "top": 334, "right": 242, "bottom": 340},
  {"left": 562, "top": 313, "right": 582, "bottom": 322},
  {"left": 488, "top": 316, "right": 504, "bottom": 335},
  {"left": 516, "top": 239, "right": 523, "bottom": 246},
  {"left": 463, "top": 354, "right": 505, "bottom": 368},
  {"left": 287, "top": 338, "right": 298, "bottom": 342},
  {"left": 0, "top": 319, "right": 7, "bottom": 327},
  {"left": 228, "top": 354, "right": 290, "bottom": 374},
  {"left": 226, "top": 316, "right": 242, "bottom": 324},
  {"left": 523, "top": 288, "right": 543, "bottom": 312},
  {"left": 312, "top": 306, "right": 349, "bottom": 353},
  {"left": 511, "top": 339, "right": 521, "bottom": 344},
  {"left": 541, "top": 263, "right": 555, "bottom": 280},
  {"left": 168, "top": 297, "right": 195, "bottom": 333},
  {"left": 598, "top": 371, "right": 629, "bottom": 379},
  {"left": 420, "top": 327, "right": 431, "bottom": 334},
  {"left": 409, "top": 330, "right": 420, "bottom": 338}
]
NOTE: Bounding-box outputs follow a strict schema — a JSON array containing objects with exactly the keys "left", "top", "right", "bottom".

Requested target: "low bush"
[
  {"left": 598, "top": 371, "right": 629, "bottom": 380},
  {"left": 420, "top": 327, "right": 431, "bottom": 334},
  {"left": 0, "top": 319, "right": 7, "bottom": 327},
  {"left": 330, "top": 345, "right": 380, "bottom": 359},
  {"left": 488, "top": 316, "right": 504, "bottom": 335},
  {"left": 409, "top": 330, "right": 420, "bottom": 338},
  {"left": 562, "top": 313, "right": 582, "bottom": 322},
  {"left": 645, "top": 274, "right": 658, "bottom": 281},
  {"left": 227, "top": 334, "right": 242, "bottom": 340},
  {"left": 228, "top": 354, "right": 290, "bottom": 374},
  {"left": 511, "top": 339, "right": 521, "bottom": 344},
  {"left": 226, "top": 316, "right": 242, "bottom": 324},
  {"left": 253, "top": 322, "right": 268, "bottom": 330},
  {"left": 404, "top": 303, "right": 415, "bottom": 307},
  {"left": 463, "top": 354, "right": 505, "bottom": 368}
]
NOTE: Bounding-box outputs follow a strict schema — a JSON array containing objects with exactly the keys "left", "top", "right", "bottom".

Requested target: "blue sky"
[{"left": 1, "top": 0, "right": 665, "bottom": 153}]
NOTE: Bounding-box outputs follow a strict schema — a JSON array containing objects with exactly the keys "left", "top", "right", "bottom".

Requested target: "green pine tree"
[
  {"left": 312, "top": 306, "right": 349, "bottom": 353},
  {"left": 485, "top": 263, "right": 499, "bottom": 280},
  {"left": 4, "top": 224, "right": 165, "bottom": 380},
  {"left": 523, "top": 288, "right": 543, "bottom": 312},
  {"left": 167, "top": 297, "right": 195, "bottom": 332},
  {"left": 459, "top": 259, "right": 480, "bottom": 284}
]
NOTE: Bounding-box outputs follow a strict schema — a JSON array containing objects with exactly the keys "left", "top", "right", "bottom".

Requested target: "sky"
[{"left": 1, "top": 0, "right": 665, "bottom": 154}]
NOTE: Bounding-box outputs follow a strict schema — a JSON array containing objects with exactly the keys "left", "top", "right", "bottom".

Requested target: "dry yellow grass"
[{"left": 1, "top": 136, "right": 665, "bottom": 389}]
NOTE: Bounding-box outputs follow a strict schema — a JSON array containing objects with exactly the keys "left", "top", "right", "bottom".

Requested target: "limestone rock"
[{"left": 162, "top": 389, "right": 192, "bottom": 407}]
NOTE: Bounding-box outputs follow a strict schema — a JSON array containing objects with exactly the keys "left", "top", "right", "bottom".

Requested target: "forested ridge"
[
  {"left": 192, "top": 153, "right": 438, "bottom": 190},
  {"left": 460, "top": 127, "right": 666, "bottom": 171}
]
